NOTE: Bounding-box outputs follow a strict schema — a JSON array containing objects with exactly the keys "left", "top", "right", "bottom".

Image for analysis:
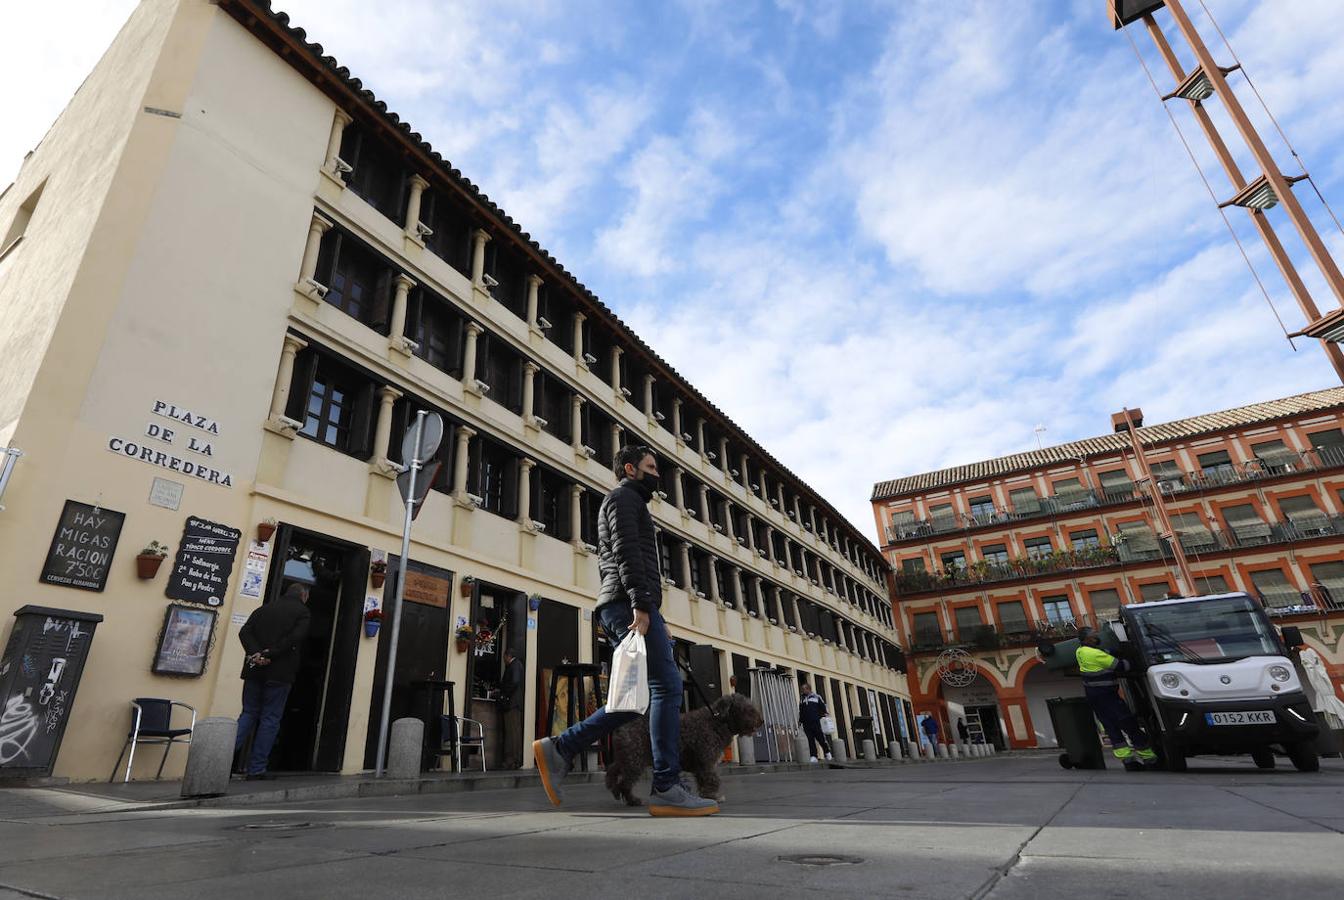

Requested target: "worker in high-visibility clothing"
[{"left": 1076, "top": 627, "right": 1158, "bottom": 771}]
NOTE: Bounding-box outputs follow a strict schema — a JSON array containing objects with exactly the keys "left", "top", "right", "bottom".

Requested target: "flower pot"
[
  {"left": 455, "top": 639, "right": 470, "bottom": 653},
  {"left": 370, "top": 572, "right": 386, "bottom": 588},
  {"left": 135, "top": 554, "right": 165, "bottom": 580},
  {"left": 257, "top": 522, "right": 277, "bottom": 543},
  {"left": 364, "top": 620, "right": 380, "bottom": 638}
]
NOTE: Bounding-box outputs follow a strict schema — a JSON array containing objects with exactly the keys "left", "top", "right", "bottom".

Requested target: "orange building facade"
[{"left": 872, "top": 389, "right": 1344, "bottom": 750}]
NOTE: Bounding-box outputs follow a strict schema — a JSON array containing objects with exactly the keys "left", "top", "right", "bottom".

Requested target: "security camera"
[{"left": 482, "top": 274, "right": 499, "bottom": 288}]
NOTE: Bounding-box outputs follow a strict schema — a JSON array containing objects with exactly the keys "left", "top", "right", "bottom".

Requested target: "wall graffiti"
[
  {"left": 0, "top": 693, "right": 38, "bottom": 765},
  {"left": 0, "top": 606, "right": 103, "bottom": 774}
]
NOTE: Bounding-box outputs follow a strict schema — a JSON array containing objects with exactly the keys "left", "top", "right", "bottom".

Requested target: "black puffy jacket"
[{"left": 595, "top": 477, "right": 662, "bottom": 613}]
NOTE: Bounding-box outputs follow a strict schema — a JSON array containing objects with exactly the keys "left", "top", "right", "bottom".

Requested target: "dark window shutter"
[
  {"left": 386, "top": 398, "right": 410, "bottom": 465},
  {"left": 346, "top": 382, "right": 378, "bottom": 459},
  {"left": 285, "top": 348, "right": 319, "bottom": 422},
  {"left": 368, "top": 269, "right": 394, "bottom": 334},
  {"left": 404, "top": 289, "right": 422, "bottom": 345},
  {"left": 503, "top": 456, "right": 520, "bottom": 518},
  {"left": 315, "top": 230, "right": 340, "bottom": 286}
]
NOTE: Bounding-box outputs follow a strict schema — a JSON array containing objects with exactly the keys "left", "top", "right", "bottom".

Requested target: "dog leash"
[{"left": 675, "top": 656, "right": 723, "bottom": 721}]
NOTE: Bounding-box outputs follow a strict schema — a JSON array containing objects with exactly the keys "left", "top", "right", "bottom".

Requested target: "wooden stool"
[{"left": 546, "top": 663, "right": 602, "bottom": 772}]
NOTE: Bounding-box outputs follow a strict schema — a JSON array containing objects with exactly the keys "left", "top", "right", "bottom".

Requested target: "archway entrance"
[
  {"left": 1023, "top": 663, "right": 1085, "bottom": 748},
  {"left": 941, "top": 674, "right": 1005, "bottom": 750}
]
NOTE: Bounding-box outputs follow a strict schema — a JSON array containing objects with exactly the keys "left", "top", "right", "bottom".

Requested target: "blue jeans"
[
  {"left": 235, "top": 680, "right": 291, "bottom": 775},
  {"left": 554, "top": 603, "right": 682, "bottom": 792}
]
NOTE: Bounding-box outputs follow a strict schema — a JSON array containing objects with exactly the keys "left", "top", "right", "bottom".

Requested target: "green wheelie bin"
[{"left": 1047, "top": 696, "right": 1105, "bottom": 770}]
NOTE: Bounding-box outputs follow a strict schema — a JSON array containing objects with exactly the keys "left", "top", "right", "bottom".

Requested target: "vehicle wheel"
[
  {"left": 1286, "top": 741, "right": 1320, "bottom": 773},
  {"left": 1160, "top": 734, "right": 1187, "bottom": 773},
  {"left": 1250, "top": 747, "right": 1276, "bottom": 769},
  {"left": 1058, "top": 752, "right": 1073, "bottom": 769}
]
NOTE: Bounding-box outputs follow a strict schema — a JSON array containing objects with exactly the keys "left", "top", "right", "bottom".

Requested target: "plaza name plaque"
[
  {"left": 164, "top": 516, "right": 242, "bottom": 607},
  {"left": 38, "top": 500, "right": 126, "bottom": 593}
]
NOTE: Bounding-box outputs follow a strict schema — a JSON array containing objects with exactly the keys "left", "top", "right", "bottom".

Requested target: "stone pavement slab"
[{"left": 2, "top": 753, "right": 1341, "bottom": 899}]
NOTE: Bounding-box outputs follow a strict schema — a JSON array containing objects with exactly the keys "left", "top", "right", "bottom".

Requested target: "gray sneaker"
[
  {"left": 648, "top": 781, "right": 720, "bottom": 817},
  {"left": 533, "top": 738, "right": 571, "bottom": 807}
]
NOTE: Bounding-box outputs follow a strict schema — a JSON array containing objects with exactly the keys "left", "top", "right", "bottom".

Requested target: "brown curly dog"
[{"left": 605, "top": 693, "right": 764, "bottom": 806}]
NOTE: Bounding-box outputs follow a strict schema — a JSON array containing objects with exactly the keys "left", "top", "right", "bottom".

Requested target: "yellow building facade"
[{"left": 0, "top": 0, "right": 907, "bottom": 781}]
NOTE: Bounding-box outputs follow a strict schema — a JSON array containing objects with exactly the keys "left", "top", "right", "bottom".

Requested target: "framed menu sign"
[
  {"left": 39, "top": 500, "right": 126, "bottom": 592},
  {"left": 164, "top": 516, "right": 242, "bottom": 607}
]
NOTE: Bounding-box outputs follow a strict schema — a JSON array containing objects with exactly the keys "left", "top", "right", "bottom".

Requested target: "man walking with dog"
[{"left": 533, "top": 445, "right": 719, "bottom": 817}]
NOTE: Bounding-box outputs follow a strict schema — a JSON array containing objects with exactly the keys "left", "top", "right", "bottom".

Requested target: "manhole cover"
[
  {"left": 234, "top": 821, "right": 333, "bottom": 832},
  {"left": 778, "top": 854, "right": 864, "bottom": 867}
]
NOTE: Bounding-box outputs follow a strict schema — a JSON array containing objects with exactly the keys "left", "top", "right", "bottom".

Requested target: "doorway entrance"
[
  {"left": 536, "top": 598, "right": 579, "bottom": 740},
  {"left": 464, "top": 580, "right": 526, "bottom": 769},
  {"left": 264, "top": 526, "right": 369, "bottom": 773},
  {"left": 361, "top": 557, "right": 453, "bottom": 769}
]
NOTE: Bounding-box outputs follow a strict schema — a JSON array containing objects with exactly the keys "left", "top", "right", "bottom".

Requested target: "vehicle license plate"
[{"left": 1204, "top": 711, "right": 1276, "bottom": 726}]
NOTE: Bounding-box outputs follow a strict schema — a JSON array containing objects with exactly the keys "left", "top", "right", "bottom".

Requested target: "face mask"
[{"left": 640, "top": 472, "right": 660, "bottom": 492}]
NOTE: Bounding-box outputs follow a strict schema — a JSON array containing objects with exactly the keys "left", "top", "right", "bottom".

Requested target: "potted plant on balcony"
[
  {"left": 135, "top": 541, "right": 170, "bottom": 579},
  {"left": 370, "top": 559, "right": 387, "bottom": 589},
  {"left": 257, "top": 517, "right": 278, "bottom": 543},
  {"left": 455, "top": 624, "right": 474, "bottom": 653},
  {"left": 363, "top": 608, "right": 383, "bottom": 638}
]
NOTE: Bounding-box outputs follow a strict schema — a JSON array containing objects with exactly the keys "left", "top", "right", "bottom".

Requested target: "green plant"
[{"left": 140, "top": 541, "right": 170, "bottom": 558}]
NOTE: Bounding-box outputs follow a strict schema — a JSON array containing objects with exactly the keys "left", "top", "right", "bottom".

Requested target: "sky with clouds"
[{"left": 5, "top": 0, "right": 1344, "bottom": 539}]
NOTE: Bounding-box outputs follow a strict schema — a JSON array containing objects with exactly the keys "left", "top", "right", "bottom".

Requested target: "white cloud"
[{"left": 0, "top": 0, "right": 138, "bottom": 185}]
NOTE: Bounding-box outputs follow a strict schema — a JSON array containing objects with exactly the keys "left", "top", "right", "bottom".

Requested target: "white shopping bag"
[
  {"left": 605, "top": 630, "right": 649, "bottom": 714},
  {"left": 820, "top": 715, "right": 837, "bottom": 736}
]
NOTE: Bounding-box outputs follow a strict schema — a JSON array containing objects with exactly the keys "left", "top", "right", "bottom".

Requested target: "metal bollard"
[
  {"left": 181, "top": 717, "right": 237, "bottom": 798},
  {"left": 387, "top": 717, "right": 424, "bottom": 779}
]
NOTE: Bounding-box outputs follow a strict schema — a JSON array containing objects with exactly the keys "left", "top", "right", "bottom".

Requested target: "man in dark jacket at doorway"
[
  {"left": 234, "top": 583, "right": 311, "bottom": 779},
  {"left": 500, "top": 647, "right": 525, "bottom": 769},
  {"left": 533, "top": 445, "right": 718, "bottom": 817}
]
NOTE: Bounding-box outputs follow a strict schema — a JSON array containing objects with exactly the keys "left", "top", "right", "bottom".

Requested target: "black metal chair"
[
  {"left": 440, "top": 715, "right": 486, "bottom": 772},
  {"left": 109, "top": 698, "right": 196, "bottom": 783}
]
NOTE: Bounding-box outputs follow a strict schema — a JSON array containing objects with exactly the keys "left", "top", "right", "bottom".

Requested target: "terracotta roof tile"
[{"left": 871, "top": 387, "right": 1344, "bottom": 502}]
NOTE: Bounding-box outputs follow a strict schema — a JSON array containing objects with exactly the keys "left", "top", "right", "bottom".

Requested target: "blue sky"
[{"left": 6, "top": 1, "right": 1344, "bottom": 534}]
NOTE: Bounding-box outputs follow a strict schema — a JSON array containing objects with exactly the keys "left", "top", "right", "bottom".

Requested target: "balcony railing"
[
  {"left": 909, "top": 615, "right": 1096, "bottom": 655},
  {"left": 895, "top": 546, "right": 1120, "bottom": 593},
  {"left": 1262, "top": 585, "right": 1344, "bottom": 618},
  {"left": 894, "top": 515, "right": 1344, "bottom": 597},
  {"left": 884, "top": 446, "right": 1344, "bottom": 545}
]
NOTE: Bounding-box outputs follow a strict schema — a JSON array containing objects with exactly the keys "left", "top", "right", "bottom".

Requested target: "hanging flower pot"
[
  {"left": 257, "top": 519, "right": 277, "bottom": 543},
  {"left": 454, "top": 624, "right": 474, "bottom": 653},
  {"left": 135, "top": 541, "right": 170, "bottom": 580},
  {"left": 136, "top": 554, "right": 164, "bottom": 579},
  {"left": 455, "top": 639, "right": 470, "bottom": 653},
  {"left": 363, "top": 608, "right": 382, "bottom": 638}
]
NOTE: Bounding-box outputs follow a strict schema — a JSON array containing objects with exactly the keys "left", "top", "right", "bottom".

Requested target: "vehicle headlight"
[
  {"left": 1268, "top": 665, "right": 1291, "bottom": 683},
  {"left": 1159, "top": 673, "right": 1181, "bottom": 689}
]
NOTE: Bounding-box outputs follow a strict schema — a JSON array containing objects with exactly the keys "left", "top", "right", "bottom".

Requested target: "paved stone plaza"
[{"left": 2, "top": 753, "right": 1342, "bottom": 899}]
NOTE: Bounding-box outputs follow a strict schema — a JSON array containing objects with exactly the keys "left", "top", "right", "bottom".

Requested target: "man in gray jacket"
[{"left": 533, "top": 445, "right": 717, "bottom": 816}]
